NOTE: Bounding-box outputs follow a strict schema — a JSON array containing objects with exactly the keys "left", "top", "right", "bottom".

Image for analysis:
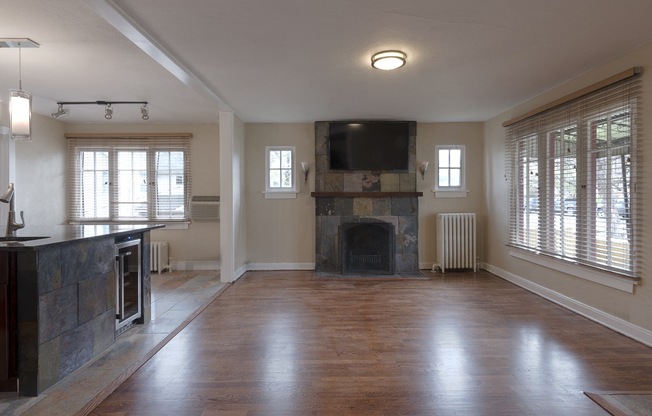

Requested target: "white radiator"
[
  {"left": 436, "top": 213, "right": 477, "bottom": 273},
  {"left": 150, "top": 242, "right": 170, "bottom": 274}
]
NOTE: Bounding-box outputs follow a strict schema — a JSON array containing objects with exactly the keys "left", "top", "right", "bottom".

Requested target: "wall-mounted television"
[{"left": 328, "top": 121, "right": 411, "bottom": 171}]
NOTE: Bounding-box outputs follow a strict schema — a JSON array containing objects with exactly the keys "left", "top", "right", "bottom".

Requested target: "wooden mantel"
[{"left": 311, "top": 192, "right": 423, "bottom": 198}]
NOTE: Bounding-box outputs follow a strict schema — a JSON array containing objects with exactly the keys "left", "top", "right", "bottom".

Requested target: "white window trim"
[
  {"left": 264, "top": 146, "right": 299, "bottom": 199},
  {"left": 433, "top": 145, "right": 468, "bottom": 197},
  {"left": 509, "top": 248, "right": 637, "bottom": 293}
]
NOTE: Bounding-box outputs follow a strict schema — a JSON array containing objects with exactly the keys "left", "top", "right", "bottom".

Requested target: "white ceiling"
[{"left": 2, "top": 0, "right": 652, "bottom": 125}]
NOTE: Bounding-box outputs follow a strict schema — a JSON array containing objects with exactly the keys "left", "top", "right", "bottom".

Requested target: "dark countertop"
[{"left": 0, "top": 224, "right": 164, "bottom": 251}]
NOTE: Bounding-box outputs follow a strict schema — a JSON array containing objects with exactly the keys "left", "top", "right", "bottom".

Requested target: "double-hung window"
[
  {"left": 68, "top": 134, "right": 191, "bottom": 223},
  {"left": 264, "top": 146, "right": 298, "bottom": 198},
  {"left": 506, "top": 72, "right": 641, "bottom": 279}
]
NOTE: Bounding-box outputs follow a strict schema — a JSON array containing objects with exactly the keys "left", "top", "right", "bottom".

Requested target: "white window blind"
[
  {"left": 505, "top": 73, "right": 642, "bottom": 278},
  {"left": 67, "top": 134, "right": 192, "bottom": 223}
]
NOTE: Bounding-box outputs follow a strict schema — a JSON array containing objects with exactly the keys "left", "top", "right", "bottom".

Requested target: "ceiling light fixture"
[
  {"left": 104, "top": 103, "right": 113, "bottom": 120},
  {"left": 51, "top": 101, "right": 149, "bottom": 121},
  {"left": 51, "top": 104, "right": 69, "bottom": 119},
  {"left": 7, "top": 40, "right": 39, "bottom": 141},
  {"left": 371, "top": 50, "right": 407, "bottom": 71},
  {"left": 140, "top": 104, "right": 149, "bottom": 120}
]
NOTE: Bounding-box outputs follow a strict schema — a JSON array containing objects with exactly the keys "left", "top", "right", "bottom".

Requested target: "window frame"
[
  {"left": 68, "top": 136, "right": 191, "bottom": 225},
  {"left": 434, "top": 145, "right": 467, "bottom": 197},
  {"left": 264, "top": 146, "right": 298, "bottom": 199}
]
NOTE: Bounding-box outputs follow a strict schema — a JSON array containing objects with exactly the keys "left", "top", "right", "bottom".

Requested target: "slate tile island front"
[{"left": 0, "top": 224, "right": 162, "bottom": 396}]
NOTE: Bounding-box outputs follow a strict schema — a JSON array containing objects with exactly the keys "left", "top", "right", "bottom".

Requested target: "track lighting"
[
  {"left": 51, "top": 100, "right": 149, "bottom": 121},
  {"left": 104, "top": 103, "right": 113, "bottom": 120},
  {"left": 51, "top": 104, "right": 68, "bottom": 119}
]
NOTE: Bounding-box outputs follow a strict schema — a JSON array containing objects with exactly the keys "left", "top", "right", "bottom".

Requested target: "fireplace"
[
  {"left": 340, "top": 222, "right": 395, "bottom": 274},
  {"left": 312, "top": 121, "right": 421, "bottom": 276}
]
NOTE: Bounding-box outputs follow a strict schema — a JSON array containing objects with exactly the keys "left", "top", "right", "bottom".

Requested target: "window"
[
  {"left": 68, "top": 135, "right": 191, "bottom": 223},
  {"left": 265, "top": 146, "right": 297, "bottom": 198},
  {"left": 506, "top": 74, "right": 641, "bottom": 278},
  {"left": 434, "top": 145, "right": 466, "bottom": 197}
]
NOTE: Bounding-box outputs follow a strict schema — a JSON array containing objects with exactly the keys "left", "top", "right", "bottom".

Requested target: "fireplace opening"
[{"left": 340, "top": 222, "right": 395, "bottom": 275}]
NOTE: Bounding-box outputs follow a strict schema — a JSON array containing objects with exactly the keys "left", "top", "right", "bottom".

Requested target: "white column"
[{"left": 219, "top": 111, "right": 235, "bottom": 282}]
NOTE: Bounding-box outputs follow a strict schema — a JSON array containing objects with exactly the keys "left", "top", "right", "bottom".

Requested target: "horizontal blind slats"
[
  {"left": 506, "top": 75, "right": 642, "bottom": 278},
  {"left": 67, "top": 135, "right": 192, "bottom": 223}
]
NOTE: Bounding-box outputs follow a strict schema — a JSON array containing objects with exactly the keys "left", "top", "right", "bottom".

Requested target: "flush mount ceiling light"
[{"left": 371, "top": 50, "right": 407, "bottom": 71}]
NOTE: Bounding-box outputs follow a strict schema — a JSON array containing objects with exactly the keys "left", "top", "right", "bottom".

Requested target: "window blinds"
[
  {"left": 505, "top": 73, "right": 642, "bottom": 278},
  {"left": 66, "top": 133, "right": 192, "bottom": 223}
]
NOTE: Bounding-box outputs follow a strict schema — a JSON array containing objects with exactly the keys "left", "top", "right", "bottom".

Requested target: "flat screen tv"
[{"left": 329, "top": 121, "right": 410, "bottom": 171}]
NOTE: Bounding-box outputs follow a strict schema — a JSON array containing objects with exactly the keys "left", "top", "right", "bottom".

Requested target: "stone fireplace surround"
[{"left": 312, "top": 121, "right": 421, "bottom": 275}]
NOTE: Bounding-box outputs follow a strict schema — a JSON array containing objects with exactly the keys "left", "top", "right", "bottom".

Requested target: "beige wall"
[
  {"left": 416, "top": 123, "right": 484, "bottom": 268},
  {"left": 245, "top": 123, "right": 315, "bottom": 267},
  {"left": 242, "top": 122, "right": 485, "bottom": 269},
  {"left": 15, "top": 113, "right": 68, "bottom": 226},
  {"left": 483, "top": 41, "right": 652, "bottom": 333},
  {"left": 65, "top": 123, "right": 220, "bottom": 265}
]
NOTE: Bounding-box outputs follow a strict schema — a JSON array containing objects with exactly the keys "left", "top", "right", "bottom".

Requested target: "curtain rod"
[{"left": 502, "top": 66, "right": 643, "bottom": 127}]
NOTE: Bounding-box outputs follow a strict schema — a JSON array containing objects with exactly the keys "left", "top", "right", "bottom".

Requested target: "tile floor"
[{"left": 0, "top": 270, "right": 227, "bottom": 416}]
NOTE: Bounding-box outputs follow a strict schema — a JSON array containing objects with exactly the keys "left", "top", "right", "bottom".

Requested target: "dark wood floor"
[{"left": 90, "top": 270, "right": 652, "bottom": 416}]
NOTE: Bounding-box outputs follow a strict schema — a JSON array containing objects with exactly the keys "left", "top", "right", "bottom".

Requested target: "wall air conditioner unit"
[{"left": 189, "top": 195, "right": 220, "bottom": 221}]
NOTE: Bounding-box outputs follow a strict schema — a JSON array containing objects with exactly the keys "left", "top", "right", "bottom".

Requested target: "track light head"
[
  {"left": 104, "top": 103, "right": 113, "bottom": 120},
  {"left": 141, "top": 104, "right": 149, "bottom": 120},
  {"left": 51, "top": 104, "right": 68, "bottom": 119}
]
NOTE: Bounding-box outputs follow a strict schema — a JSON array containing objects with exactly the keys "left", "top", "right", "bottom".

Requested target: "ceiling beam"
[{"left": 87, "top": 0, "right": 232, "bottom": 113}]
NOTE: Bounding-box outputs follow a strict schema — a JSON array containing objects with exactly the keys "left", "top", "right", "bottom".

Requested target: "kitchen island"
[{"left": 0, "top": 224, "right": 163, "bottom": 396}]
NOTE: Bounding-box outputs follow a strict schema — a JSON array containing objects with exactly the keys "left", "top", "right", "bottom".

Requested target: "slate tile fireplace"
[{"left": 312, "top": 121, "right": 421, "bottom": 275}]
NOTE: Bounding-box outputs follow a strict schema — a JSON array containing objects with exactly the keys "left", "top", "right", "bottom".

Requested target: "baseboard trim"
[
  {"left": 483, "top": 263, "right": 652, "bottom": 348},
  {"left": 171, "top": 261, "right": 220, "bottom": 271},
  {"left": 419, "top": 262, "right": 437, "bottom": 270},
  {"left": 247, "top": 263, "right": 315, "bottom": 271}
]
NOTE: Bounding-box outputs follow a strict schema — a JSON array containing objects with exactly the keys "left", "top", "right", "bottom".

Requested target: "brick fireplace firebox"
[{"left": 312, "top": 121, "right": 421, "bottom": 275}]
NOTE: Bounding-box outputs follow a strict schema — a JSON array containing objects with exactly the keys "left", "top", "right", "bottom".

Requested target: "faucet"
[{"left": 0, "top": 183, "right": 25, "bottom": 237}]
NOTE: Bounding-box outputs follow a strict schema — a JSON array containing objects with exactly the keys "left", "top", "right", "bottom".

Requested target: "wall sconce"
[
  {"left": 419, "top": 161, "right": 429, "bottom": 180},
  {"left": 301, "top": 162, "right": 311, "bottom": 182}
]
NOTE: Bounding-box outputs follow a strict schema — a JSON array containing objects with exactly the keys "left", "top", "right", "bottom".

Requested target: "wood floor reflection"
[{"left": 90, "top": 270, "right": 652, "bottom": 415}]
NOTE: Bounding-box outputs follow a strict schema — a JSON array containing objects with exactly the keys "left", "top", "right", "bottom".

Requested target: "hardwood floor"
[{"left": 89, "top": 270, "right": 652, "bottom": 415}]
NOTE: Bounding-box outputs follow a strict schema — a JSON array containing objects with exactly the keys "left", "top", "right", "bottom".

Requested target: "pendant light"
[{"left": 9, "top": 41, "right": 32, "bottom": 141}]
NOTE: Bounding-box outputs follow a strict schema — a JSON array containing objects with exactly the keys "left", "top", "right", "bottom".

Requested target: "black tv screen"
[{"left": 329, "top": 121, "right": 410, "bottom": 171}]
